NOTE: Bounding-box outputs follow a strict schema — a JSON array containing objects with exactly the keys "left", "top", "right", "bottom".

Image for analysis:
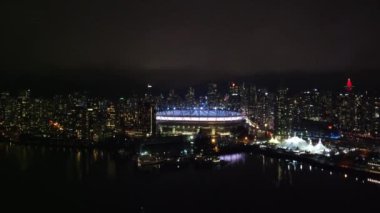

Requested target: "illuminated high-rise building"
[
  {"left": 246, "top": 85, "right": 257, "bottom": 118},
  {"left": 167, "top": 89, "right": 181, "bottom": 108},
  {"left": 185, "top": 87, "right": 196, "bottom": 107},
  {"left": 229, "top": 82, "right": 239, "bottom": 96},
  {"left": 274, "top": 88, "right": 292, "bottom": 136},
  {"left": 336, "top": 78, "right": 357, "bottom": 132},
  {"left": 373, "top": 97, "right": 380, "bottom": 138},
  {"left": 228, "top": 82, "right": 241, "bottom": 110},
  {"left": 207, "top": 83, "right": 218, "bottom": 108},
  {"left": 253, "top": 89, "right": 274, "bottom": 130},
  {"left": 106, "top": 104, "right": 116, "bottom": 129}
]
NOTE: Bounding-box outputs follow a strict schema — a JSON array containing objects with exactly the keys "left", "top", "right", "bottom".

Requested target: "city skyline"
[
  {"left": 1, "top": 1, "right": 380, "bottom": 211},
  {"left": 0, "top": 73, "right": 379, "bottom": 98},
  {"left": 1, "top": 78, "right": 378, "bottom": 142}
]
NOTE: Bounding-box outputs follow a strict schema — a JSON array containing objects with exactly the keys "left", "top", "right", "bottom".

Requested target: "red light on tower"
[{"left": 345, "top": 78, "right": 353, "bottom": 92}]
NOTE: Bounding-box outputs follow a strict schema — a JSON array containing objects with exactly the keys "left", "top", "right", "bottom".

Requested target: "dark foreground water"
[{"left": 0, "top": 143, "right": 379, "bottom": 213}]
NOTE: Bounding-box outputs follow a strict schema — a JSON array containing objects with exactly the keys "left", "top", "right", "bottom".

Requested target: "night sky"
[{"left": 1, "top": 0, "right": 380, "bottom": 95}]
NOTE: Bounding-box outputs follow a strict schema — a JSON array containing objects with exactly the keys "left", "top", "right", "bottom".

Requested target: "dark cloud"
[{"left": 1, "top": 0, "right": 380, "bottom": 93}]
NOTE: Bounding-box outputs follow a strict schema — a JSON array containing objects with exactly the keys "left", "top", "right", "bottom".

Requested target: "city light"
[
  {"left": 2, "top": 1, "right": 380, "bottom": 211},
  {"left": 156, "top": 109, "right": 245, "bottom": 122},
  {"left": 156, "top": 116, "right": 244, "bottom": 122}
]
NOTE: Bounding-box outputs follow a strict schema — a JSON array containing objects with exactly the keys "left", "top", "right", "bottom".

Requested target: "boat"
[{"left": 137, "top": 155, "right": 164, "bottom": 167}]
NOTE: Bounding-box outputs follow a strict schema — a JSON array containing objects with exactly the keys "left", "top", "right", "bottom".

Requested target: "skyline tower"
[{"left": 345, "top": 78, "right": 353, "bottom": 92}]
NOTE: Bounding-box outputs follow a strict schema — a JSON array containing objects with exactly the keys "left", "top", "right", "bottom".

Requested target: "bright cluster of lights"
[
  {"left": 268, "top": 137, "right": 281, "bottom": 144},
  {"left": 367, "top": 178, "right": 380, "bottom": 185},
  {"left": 48, "top": 120, "right": 64, "bottom": 131},
  {"left": 156, "top": 109, "right": 244, "bottom": 122},
  {"left": 156, "top": 116, "right": 244, "bottom": 122},
  {"left": 276, "top": 136, "right": 331, "bottom": 154},
  {"left": 219, "top": 153, "right": 245, "bottom": 163}
]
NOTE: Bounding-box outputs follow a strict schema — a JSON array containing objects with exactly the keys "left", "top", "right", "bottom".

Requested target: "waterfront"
[{"left": 1, "top": 142, "right": 379, "bottom": 212}]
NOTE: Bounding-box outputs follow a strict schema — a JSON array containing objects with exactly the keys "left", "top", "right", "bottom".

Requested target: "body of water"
[{"left": 0, "top": 143, "right": 379, "bottom": 212}]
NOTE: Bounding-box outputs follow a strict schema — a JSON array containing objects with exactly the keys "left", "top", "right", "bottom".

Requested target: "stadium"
[{"left": 156, "top": 109, "right": 247, "bottom": 136}]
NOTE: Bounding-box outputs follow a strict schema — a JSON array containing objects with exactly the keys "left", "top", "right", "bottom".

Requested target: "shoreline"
[
  {"left": 2, "top": 139, "right": 380, "bottom": 179},
  {"left": 241, "top": 145, "right": 380, "bottom": 178}
]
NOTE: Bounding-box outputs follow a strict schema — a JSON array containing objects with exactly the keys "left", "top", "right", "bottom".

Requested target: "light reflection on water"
[
  {"left": 219, "top": 153, "right": 246, "bottom": 164},
  {"left": 1, "top": 142, "right": 380, "bottom": 212},
  {"left": 0, "top": 142, "right": 120, "bottom": 182},
  {"left": 218, "top": 152, "right": 378, "bottom": 188},
  {"left": 0, "top": 142, "right": 378, "bottom": 187}
]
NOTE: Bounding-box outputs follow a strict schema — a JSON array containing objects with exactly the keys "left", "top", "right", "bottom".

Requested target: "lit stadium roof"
[{"left": 156, "top": 109, "right": 244, "bottom": 122}]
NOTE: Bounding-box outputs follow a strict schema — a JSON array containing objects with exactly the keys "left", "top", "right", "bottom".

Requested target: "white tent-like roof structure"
[
  {"left": 311, "top": 138, "right": 331, "bottom": 154},
  {"left": 268, "top": 137, "right": 281, "bottom": 144},
  {"left": 278, "top": 136, "right": 331, "bottom": 154},
  {"left": 280, "top": 136, "right": 308, "bottom": 150},
  {"left": 304, "top": 138, "right": 315, "bottom": 153}
]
